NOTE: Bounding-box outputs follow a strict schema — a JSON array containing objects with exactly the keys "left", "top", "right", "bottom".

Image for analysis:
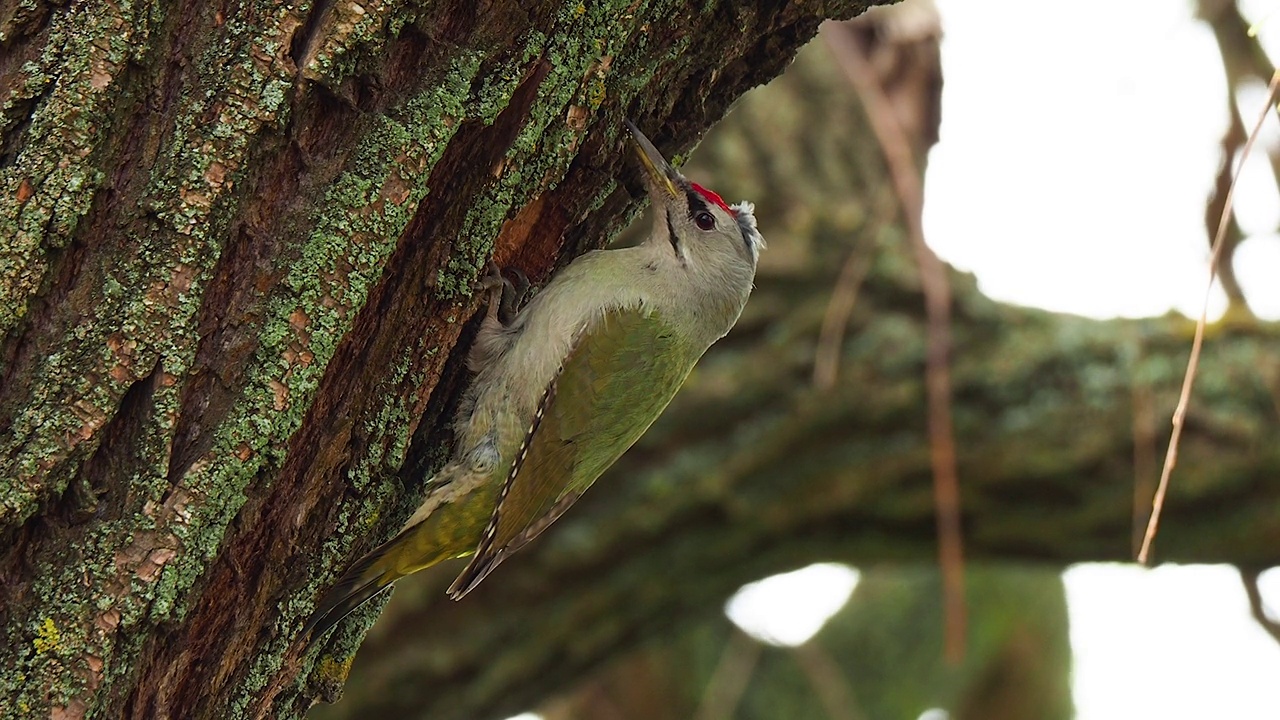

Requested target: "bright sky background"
[
  {"left": 926, "top": 0, "right": 1280, "bottom": 322},
  {"left": 510, "top": 2, "right": 1280, "bottom": 719}
]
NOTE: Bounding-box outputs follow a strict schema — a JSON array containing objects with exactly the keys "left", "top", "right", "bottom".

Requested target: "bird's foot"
[{"left": 478, "top": 262, "right": 532, "bottom": 326}]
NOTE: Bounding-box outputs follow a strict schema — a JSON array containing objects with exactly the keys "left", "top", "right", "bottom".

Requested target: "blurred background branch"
[
  {"left": 1198, "top": 0, "right": 1280, "bottom": 320},
  {"left": 1241, "top": 568, "right": 1280, "bottom": 646}
]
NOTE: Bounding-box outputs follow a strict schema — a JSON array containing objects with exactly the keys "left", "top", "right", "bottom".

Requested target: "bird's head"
[{"left": 625, "top": 120, "right": 764, "bottom": 280}]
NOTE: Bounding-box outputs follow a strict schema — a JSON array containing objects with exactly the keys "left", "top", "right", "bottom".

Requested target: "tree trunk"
[{"left": 0, "top": 1, "right": 890, "bottom": 717}]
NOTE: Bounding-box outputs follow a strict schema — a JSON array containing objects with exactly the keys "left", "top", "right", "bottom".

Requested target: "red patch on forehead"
[{"left": 691, "top": 182, "right": 734, "bottom": 216}]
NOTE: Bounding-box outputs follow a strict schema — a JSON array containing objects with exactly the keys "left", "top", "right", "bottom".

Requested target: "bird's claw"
[{"left": 479, "top": 262, "right": 532, "bottom": 326}]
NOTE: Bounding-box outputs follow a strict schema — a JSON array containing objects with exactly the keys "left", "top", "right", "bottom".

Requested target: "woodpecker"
[{"left": 303, "top": 120, "right": 763, "bottom": 640}]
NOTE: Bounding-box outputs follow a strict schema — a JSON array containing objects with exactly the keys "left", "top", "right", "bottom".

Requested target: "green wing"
[{"left": 447, "top": 305, "right": 696, "bottom": 598}]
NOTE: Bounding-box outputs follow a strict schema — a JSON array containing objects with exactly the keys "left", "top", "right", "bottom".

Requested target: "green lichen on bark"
[
  {"left": 0, "top": 0, "right": 148, "bottom": 517},
  {"left": 1, "top": 1, "right": 316, "bottom": 712},
  {"left": 0, "top": 0, "right": 298, "bottom": 526},
  {"left": 0, "top": 0, "right": 145, "bottom": 329}
]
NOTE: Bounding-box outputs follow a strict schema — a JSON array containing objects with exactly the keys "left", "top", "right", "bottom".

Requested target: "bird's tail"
[
  {"left": 302, "top": 537, "right": 402, "bottom": 642},
  {"left": 303, "top": 467, "right": 498, "bottom": 641}
]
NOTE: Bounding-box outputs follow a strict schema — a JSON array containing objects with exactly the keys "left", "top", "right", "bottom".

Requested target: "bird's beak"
[{"left": 625, "top": 120, "right": 680, "bottom": 200}]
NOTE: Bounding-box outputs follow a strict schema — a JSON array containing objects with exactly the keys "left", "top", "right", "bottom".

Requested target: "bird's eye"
[{"left": 694, "top": 211, "right": 716, "bottom": 231}]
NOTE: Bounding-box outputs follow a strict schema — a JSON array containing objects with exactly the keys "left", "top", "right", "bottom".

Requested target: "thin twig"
[
  {"left": 792, "top": 641, "right": 866, "bottom": 720},
  {"left": 1130, "top": 371, "right": 1157, "bottom": 559},
  {"left": 1240, "top": 568, "right": 1280, "bottom": 647},
  {"left": 814, "top": 239, "right": 876, "bottom": 390},
  {"left": 822, "top": 19, "right": 966, "bottom": 664},
  {"left": 1137, "top": 70, "right": 1280, "bottom": 564},
  {"left": 692, "top": 629, "right": 763, "bottom": 720},
  {"left": 1201, "top": 102, "right": 1250, "bottom": 314}
]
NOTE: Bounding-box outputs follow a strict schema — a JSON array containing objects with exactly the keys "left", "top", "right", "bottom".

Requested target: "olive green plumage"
[
  {"left": 303, "top": 121, "right": 763, "bottom": 640},
  {"left": 449, "top": 306, "right": 698, "bottom": 596}
]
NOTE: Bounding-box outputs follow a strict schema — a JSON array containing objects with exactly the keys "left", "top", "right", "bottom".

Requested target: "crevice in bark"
[
  {"left": 0, "top": 0, "right": 53, "bottom": 42},
  {"left": 0, "top": 358, "right": 163, "bottom": 633},
  {"left": 0, "top": 83, "right": 48, "bottom": 169},
  {"left": 0, "top": 1, "right": 55, "bottom": 144},
  {"left": 70, "top": 359, "right": 165, "bottom": 523},
  {"left": 165, "top": 85, "right": 364, "bottom": 484},
  {"left": 290, "top": 0, "right": 337, "bottom": 72}
]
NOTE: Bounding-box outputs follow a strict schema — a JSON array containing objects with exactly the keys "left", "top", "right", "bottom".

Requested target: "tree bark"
[{"left": 0, "top": 1, "right": 890, "bottom": 717}]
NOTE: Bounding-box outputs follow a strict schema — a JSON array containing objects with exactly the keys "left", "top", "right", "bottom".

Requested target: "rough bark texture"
[
  {"left": 0, "top": 1, "right": 889, "bottom": 717},
  {"left": 318, "top": 19, "right": 1280, "bottom": 720}
]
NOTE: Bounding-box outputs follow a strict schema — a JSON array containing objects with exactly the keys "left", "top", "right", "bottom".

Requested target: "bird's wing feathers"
[{"left": 447, "top": 304, "right": 694, "bottom": 598}]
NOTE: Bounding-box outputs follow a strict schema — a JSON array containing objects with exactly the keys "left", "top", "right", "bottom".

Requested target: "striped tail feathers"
[{"left": 302, "top": 537, "right": 401, "bottom": 643}]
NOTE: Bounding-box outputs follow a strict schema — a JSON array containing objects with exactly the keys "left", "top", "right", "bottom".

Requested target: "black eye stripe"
[
  {"left": 684, "top": 188, "right": 709, "bottom": 221},
  {"left": 665, "top": 207, "right": 680, "bottom": 255}
]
